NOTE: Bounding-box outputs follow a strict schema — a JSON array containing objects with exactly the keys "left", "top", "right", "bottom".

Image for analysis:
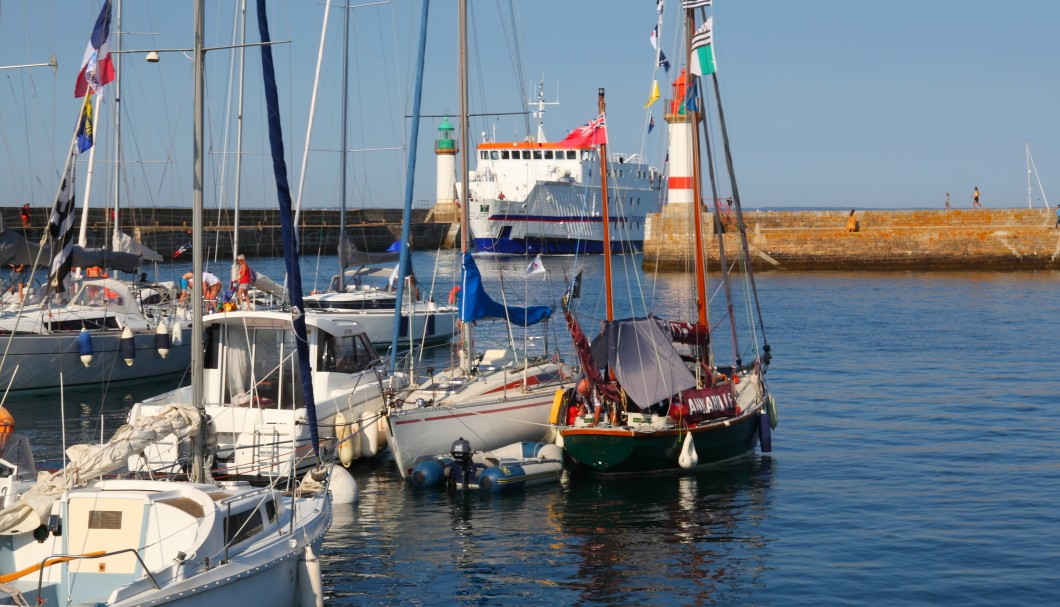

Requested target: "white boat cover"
[
  {"left": 112, "top": 230, "right": 165, "bottom": 262},
  {"left": 0, "top": 403, "right": 201, "bottom": 535}
]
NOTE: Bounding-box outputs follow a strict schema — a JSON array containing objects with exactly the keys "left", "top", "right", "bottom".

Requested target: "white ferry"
[{"left": 450, "top": 91, "right": 663, "bottom": 255}]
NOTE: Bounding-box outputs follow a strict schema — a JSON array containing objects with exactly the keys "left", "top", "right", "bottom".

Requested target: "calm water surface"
[{"left": 5, "top": 256, "right": 1059, "bottom": 605}]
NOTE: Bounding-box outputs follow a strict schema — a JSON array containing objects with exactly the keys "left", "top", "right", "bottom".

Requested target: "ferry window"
[
  {"left": 490, "top": 151, "right": 499, "bottom": 160},
  {"left": 567, "top": 151, "right": 577, "bottom": 160},
  {"left": 501, "top": 150, "right": 510, "bottom": 160},
  {"left": 544, "top": 151, "right": 553, "bottom": 159},
  {"left": 480, "top": 151, "right": 487, "bottom": 160},
  {"left": 533, "top": 150, "right": 542, "bottom": 159}
]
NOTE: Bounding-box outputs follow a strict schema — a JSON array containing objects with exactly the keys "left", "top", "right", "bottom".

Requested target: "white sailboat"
[
  {"left": 383, "top": 0, "right": 574, "bottom": 479},
  {"left": 297, "top": 0, "right": 456, "bottom": 350},
  {"left": 0, "top": 3, "right": 331, "bottom": 605}
]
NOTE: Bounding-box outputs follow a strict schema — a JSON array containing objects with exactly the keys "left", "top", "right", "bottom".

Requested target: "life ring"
[
  {"left": 0, "top": 406, "right": 13, "bottom": 433},
  {"left": 447, "top": 286, "right": 460, "bottom": 305}
]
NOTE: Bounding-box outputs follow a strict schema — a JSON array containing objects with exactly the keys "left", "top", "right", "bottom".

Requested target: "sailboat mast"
[
  {"left": 1026, "top": 142, "right": 1032, "bottom": 209},
  {"left": 233, "top": 0, "right": 247, "bottom": 262},
  {"left": 338, "top": 0, "right": 350, "bottom": 290},
  {"left": 458, "top": 0, "right": 474, "bottom": 372},
  {"left": 111, "top": 0, "right": 123, "bottom": 246},
  {"left": 597, "top": 89, "right": 614, "bottom": 321},
  {"left": 190, "top": 0, "right": 206, "bottom": 483},
  {"left": 684, "top": 10, "right": 708, "bottom": 328}
]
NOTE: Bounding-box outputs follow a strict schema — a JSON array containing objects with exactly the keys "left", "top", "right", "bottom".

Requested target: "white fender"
[
  {"left": 767, "top": 394, "right": 778, "bottom": 430},
  {"left": 296, "top": 544, "right": 324, "bottom": 607},
  {"left": 335, "top": 412, "right": 354, "bottom": 467},
  {"left": 171, "top": 319, "right": 183, "bottom": 345},
  {"left": 360, "top": 410, "right": 382, "bottom": 457},
  {"left": 678, "top": 432, "right": 699, "bottom": 469},
  {"left": 329, "top": 464, "right": 359, "bottom": 504}
]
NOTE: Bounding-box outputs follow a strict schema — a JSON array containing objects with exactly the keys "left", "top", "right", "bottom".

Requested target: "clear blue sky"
[{"left": 0, "top": 0, "right": 1057, "bottom": 216}]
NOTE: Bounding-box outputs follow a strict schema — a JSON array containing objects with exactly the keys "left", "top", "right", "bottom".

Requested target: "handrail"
[
  {"left": 0, "top": 551, "right": 106, "bottom": 583},
  {"left": 31, "top": 549, "right": 161, "bottom": 600}
]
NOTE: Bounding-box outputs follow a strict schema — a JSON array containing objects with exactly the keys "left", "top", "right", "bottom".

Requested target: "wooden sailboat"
[
  {"left": 383, "top": 0, "right": 574, "bottom": 479},
  {"left": 556, "top": 7, "right": 775, "bottom": 475}
]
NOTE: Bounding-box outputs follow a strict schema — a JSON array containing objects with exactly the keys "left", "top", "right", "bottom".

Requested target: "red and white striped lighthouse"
[{"left": 664, "top": 69, "right": 699, "bottom": 207}]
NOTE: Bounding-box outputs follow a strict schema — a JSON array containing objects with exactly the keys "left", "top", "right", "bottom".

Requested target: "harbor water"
[{"left": 4, "top": 254, "right": 1059, "bottom": 605}]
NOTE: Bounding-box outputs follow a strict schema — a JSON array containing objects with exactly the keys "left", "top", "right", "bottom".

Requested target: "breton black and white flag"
[{"left": 47, "top": 155, "right": 78, "bottom": 292}]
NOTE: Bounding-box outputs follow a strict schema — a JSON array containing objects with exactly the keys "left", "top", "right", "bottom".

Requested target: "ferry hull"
[{"left": 473, "top": 236, "right": 643, "bottom": 255}]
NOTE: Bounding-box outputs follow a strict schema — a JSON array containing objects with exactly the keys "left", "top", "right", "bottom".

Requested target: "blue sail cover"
[{"left": 460, "top": 253, "right": 551, "bottom": 326}]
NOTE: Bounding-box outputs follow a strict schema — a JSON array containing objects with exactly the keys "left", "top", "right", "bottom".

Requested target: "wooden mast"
[
  {"left": 597, "top": 88, "right": 614, "bottom": 321},
  {"left": 684, "top": 8, "right": 709, "bottom": 329}
]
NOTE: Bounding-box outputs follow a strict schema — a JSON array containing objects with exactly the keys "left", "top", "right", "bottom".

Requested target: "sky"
[{"left": 0, "top": 0, "right": 1058, "bottom": 216}]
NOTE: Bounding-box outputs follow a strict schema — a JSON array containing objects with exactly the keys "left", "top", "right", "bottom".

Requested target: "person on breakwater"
[
  {"left": 1055, "top": 205, "right": 1060, "bottom": 229},
  {"left": 972, "top": 186, "right": 982, "bottom": 208},
  {"left": 945, "top": 193, "right": 951, "bottom": 209},
  {"left": 846, "top": 209, "right": 860, "bottom": 232}
]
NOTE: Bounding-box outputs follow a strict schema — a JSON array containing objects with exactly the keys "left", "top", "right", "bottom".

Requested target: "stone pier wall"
[
  {"left": 3, "top": 207, "right": 450, "bottom": 259},
  {"left": 643, "top": 208, "right": 1060, "bottom": 271}
]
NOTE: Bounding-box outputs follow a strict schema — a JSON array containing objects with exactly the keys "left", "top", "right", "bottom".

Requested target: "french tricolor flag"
[{"left": 74, "top": 1, "right": 115, "bottom": 98}]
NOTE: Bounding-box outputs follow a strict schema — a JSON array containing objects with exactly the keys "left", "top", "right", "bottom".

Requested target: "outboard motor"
[{"left": 449, "top": 437, "right": 473, "bottom": 490}]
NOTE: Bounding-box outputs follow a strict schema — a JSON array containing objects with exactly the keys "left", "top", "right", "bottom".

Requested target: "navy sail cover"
[{"left": 459, "top": 253, "right": 551, "bottom": 327}]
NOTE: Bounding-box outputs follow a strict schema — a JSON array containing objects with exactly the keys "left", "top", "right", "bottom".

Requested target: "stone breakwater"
[
  {"left": 643, "top": 208, "right": 1060, "bottom": 271},
  {"left": 3, "top": 207, "right": 448, "bottom": 259}
]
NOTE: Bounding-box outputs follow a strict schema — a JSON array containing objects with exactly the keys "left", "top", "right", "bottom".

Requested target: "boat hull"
[
  {"left": 386, "top": 359, "right": 572, "bottom": 478},
  {"left": 561, "top": 410, "right": 763, "bottom": 475},
  {"left": 0, "top": 331, "right": 190, "bottom": 392}
]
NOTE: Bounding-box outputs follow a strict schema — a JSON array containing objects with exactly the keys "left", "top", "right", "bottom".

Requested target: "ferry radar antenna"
[{"left": 529, "top": 79, "right": 560, "bottom": 143}]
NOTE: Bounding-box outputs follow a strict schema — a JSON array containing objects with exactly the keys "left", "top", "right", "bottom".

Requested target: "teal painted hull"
[{"left": 561, "top": 411, "right": 763, "bottom": 475}]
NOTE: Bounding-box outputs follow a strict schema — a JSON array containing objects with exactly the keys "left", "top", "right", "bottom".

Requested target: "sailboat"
[
  {"left": 555, "top": 6, "right": 775, "bottom": 475},
  {"left": 0, "top": 1, "right": 190, "bottom": 394},
  {"left": 382, "top": 0, "right": 574, "bottom": 479},
  {"left": 128, "top": 0, "right": 393, "bottom": 480},
  {"left": 0, "top": 2, "right": 329, "bottom": 605},
  {"left": 297, "top": 0, "right": 456, "bottom": 350}
]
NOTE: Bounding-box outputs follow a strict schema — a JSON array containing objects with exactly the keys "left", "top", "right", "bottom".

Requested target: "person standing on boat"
[
  {"left": 6, "top": 264, "right": 25, "bottom": 301},
  {"left": 972, "top": 186, "right": 982, "bottom": 208},
  {"left": 202, "top": 271, "right": 222, "bottom": 313},
  {"left": 235, "top": 254, "right": 254, "bottom": 310},
  {"left": 19, "top": 204, "right": 30, "bottom": 228}
]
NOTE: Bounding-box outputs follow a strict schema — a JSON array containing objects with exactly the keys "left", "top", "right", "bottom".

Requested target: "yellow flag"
[{"left": 643, "top": 79, "right": 660, "bottom": 108}]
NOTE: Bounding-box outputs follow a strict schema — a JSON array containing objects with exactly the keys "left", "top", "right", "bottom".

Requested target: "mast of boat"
[
  {"left": 682, "top": 9, "right": 709, "bottom": 331},
  {"left": 388, "top": 0, "right": 430, "bottom": 371},
  {"left": 232, "top": 0, "right": 247, "bottom": 269},
  {"left": 457, "top": 0, "right": 474, "bottom": 374},
  {"left": 597, "top": 88, "right": 614, "bottom": 321},
  {"left": 1025, "top": 142, "right": 1050, "bottom": 209},
  {"left": 1026, "top": 142, "right": 1032, "bottom": 209},
  {"left": 110, "top": 0, "right": 123, "bottom": 250},
  {"left": 337, "top": 0, "right": 350, "bottom": 291},
  {"left": 190, "top": 0, "right": 206, "bottom": 482}
]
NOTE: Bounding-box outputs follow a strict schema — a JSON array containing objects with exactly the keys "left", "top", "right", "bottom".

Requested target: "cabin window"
[
  {"left": 544, "top": 150, "right": 553, "bottom": 159},
  {"left": 319, "top": 333, "right": 377, "bottom": 374},
  {"left": 480, "top": 151, "right": 487, "bottom": 160},
  {"left": 500, "top": 150, "right": 510, "bottom": 160},
  {"left": 490, "top": 151, "right": 499, "bottom": 160},
  {"left": 224, "top": 508, "right": 264, "bottom": 546},
  {"left": 88, "top": 511, "right": 123, "bottom": 529},
  {"left": 522, "top": 151, "right": 531, "bottom": 159},
  {"left": 264, "top": 499, "right": 277, "bottom": 523},
  {"left": 566, "top": 151, "right": 577, "bottom": 160},
  {"left": 533, "top": 150, "right": 542, "bottom": 159}
]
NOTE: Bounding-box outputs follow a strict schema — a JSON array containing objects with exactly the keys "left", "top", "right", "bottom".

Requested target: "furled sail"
[{"left": 459, "top": 253, "right": 551, "bottom": 327}]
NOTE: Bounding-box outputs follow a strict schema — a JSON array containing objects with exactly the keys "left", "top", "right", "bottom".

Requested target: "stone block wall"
[{"left": 644, "top": 208, "right": 1060, "bottom": 271}]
